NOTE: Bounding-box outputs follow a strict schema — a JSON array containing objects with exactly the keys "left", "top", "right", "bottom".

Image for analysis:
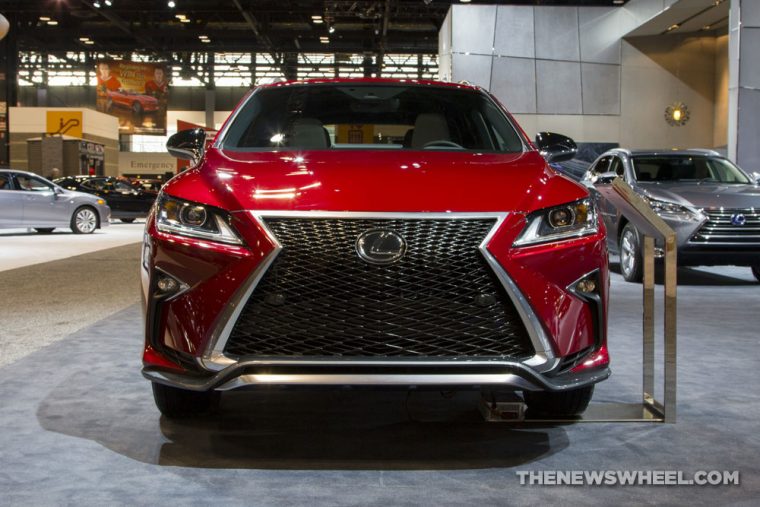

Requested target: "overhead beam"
[
  {"left": 230, "top": 0, "right": 282, "bottom": 69},
  {"left": 79, "top": 0, "right": 158, "bottom": 49}
]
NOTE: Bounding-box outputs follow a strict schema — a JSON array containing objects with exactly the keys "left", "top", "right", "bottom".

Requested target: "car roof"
[
  {"left": 606, "top": 148, "right": 723, "bottom": 158},
  {"left": 256, "top": 77, "right": 482, "bottom": 92},
  {"left": 0, "top": 169, "right": 46, "bottom": 176}
]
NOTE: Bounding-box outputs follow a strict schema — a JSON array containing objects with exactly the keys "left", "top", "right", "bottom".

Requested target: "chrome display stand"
[{"left": 481, "top": 177, "right": 677, "bottom": 424}]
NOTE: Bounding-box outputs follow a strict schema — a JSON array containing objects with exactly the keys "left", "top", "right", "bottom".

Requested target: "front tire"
[
  {"left": 524, "top": 386, "right": 594, "bottom": 417},
  {"left": 619, "top": 223, "right": 643, "bottom": 283},
  {"left": 71, "top": 206, "right": 98, "bottom": 234},
  {"left": 34, "top": 228, "right": 55, "bottom": 234},
  {"left": 152, "top": 382, "right": 220, "bottom": 419},
  {"left": 752, "top": 265, "right": 760, "bottom": 282}
]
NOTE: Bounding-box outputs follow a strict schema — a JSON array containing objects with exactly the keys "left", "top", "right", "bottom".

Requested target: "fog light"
[
  {"left": 575, "top": 279, "right": 597, "bottom": 294},
  {"left": 157, "top": 275, "right": 180, "bottom": 293}
]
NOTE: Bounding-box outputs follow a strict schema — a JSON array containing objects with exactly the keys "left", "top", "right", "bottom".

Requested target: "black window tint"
[
  {"left": 609, "top": 157, "right": 624, "bottom": 176},
  {"left": 222, "top": 84, "right": 524, "bottom": 153},
  {"left": 589, "top": 156, "right": 611, "bottom": 177},
  {"left": 82, "top": 178, "right": 107, "bottom": 191},
  {"left": 631, "top": 156, "right": 750, "bottom": 184}
]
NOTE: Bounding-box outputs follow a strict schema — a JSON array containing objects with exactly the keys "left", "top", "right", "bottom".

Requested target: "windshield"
[
  {"left": 220, "top": 83, "right": 525, "bottom": 153},
  {"left": 631, "top": 156, "right": 751, "bottom": 184}
]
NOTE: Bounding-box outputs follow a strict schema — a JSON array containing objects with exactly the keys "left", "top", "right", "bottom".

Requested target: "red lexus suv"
[{"left": 141, "top": 78, "right": 610, "bottom": 419}]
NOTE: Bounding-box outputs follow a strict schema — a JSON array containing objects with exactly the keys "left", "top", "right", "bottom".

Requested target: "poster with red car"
[{"left": 95, "top": 60, "right": 169, "bottom": 135}]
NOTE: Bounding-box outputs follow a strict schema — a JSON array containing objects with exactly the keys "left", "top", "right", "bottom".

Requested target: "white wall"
[
  {"left": 620, "top": 35, "right": 719, "bottom": 149},
  {"left": 443, "top": 1, "right": 729, "bottom": 150}
]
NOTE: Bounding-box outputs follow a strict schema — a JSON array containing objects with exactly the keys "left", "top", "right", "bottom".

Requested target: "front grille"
[
  {"left": 691, "top": 208, "right": 760, "bottom": 244},
  {"left": 224, "top": 217, "right": 534, "bottom": 359}
]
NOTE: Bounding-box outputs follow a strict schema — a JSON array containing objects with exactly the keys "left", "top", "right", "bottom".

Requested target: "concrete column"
[
  {"left": 36, "top": 87, "right": 47, "bottom": 107},
  {"left": 204, "top": 88, "right": 215, "bottom": 130},
  {"left": 728, "top": 0, "right": 760, "bottom": 170}
]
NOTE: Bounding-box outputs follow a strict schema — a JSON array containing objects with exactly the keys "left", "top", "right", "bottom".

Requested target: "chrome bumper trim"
[{"left": 143, "top": 360, "right": 609, "bottom": 393}]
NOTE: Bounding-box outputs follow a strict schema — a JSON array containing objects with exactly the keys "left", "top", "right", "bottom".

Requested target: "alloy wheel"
[
  {"left": 620, "top": 229, "right": 637, "bottom": 278},
  {"left": 75, "top": 208, "right": 97, "bottom": 234}
]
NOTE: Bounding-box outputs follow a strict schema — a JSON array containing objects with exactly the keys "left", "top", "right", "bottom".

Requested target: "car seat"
[
  {"left": 289, "top": 118, "right": 331, "bottom": 149},
  {"left": 411, "top": 113, "right": 450, "bottom": 148}
]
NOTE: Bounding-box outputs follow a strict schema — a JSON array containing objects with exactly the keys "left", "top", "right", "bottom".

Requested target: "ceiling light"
[
  {"left": 313, "top": 19, "right": 324, "bottom": 24},
  {"left": 311, "top": 15, "right": 322, "bottom": 20},
  {"left": 47, "top": 20, "right": 58, "bottom": 25},
  {"left": 613, "top": 0, "right": 624, "bottom": 4},
  {"left": 39, "top": 16, "right": 50, "bottom": 21},
  {"left": 84, "top": 40, "right": 95, "bottom": 45},
  {"left": 460, "top": 0, "right": 472, "bottom": 3},
  {"left": 105, "top": 0, "right": 112, "bottom": 6},
  {"left": 180, "top": 18, "right": 191, "bottom": 23},
  {"left": 168, "top": 0, "right": 176, "bottom": 7},
  {"left": 328, "top": 26, "right": 335, "bottom": 34},
  {"left": 201, "top": 39, "right": 210, "bottom": 43},
  {"left": 175, "top": 14, "right": 186, "bottom": 19},
  {"left": 198, "top": 35, "right": 209, "bottom": 40},
  {"left": 79, "top": 37, "right": 90, "bottom": 41},
  {"left": 93, "top": 1, "right": 101, "bottom": 7},
  {"left": 320, "top": 39, "right": 329, "bottom": 44}
]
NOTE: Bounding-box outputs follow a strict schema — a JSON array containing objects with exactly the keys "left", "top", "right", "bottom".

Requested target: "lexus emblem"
[
  {"left": 356, "top": 229, "right": 406, "bottom": 265},
  {"left": 731, "top": 213, "right": 746, "bottom": 226}
]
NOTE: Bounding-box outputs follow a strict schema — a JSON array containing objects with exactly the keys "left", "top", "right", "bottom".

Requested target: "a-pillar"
[
  {"left": 205, "top": 53, "right": 215, "bottom": 129},
  {"left": 728, "top": 0, "right": 760, "bottom": 171}
]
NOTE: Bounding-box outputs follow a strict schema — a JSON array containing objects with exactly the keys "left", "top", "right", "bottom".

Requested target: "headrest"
[
  {"left": 411, "top": 114, "right": 450, "bottom": 148},
  {"left": 290, "top": 118, "right": 329, "bottom": 149}
]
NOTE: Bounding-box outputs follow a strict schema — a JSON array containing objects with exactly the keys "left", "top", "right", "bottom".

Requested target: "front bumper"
[
  {"left": 657, "top": 216, "right": 760, "bottom": 267},
  {"left": 141, "top": 210, "right": 610, "bottom": 393},
  {"left": 98, "top": 205, "right": 111, "bottom": 227},
  {"left": 143, "top": 358, "right": 610, "bottom": 392}
]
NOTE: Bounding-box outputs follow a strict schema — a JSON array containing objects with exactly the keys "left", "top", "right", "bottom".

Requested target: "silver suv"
[{"left": 583, "top": 149, "right": 760, "bottom": 282}]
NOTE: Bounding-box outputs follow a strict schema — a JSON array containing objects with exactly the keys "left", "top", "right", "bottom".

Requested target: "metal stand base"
[{"left": 479, "top": 395, "right": 665, "bottom": 424}]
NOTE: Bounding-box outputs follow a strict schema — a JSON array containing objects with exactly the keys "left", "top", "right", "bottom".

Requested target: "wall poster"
[{"left": 95, "top": 60, "right": 168, "bottom": 135}]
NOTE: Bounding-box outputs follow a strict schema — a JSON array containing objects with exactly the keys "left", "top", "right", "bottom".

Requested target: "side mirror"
[
  {"left": 595, "top": 171, "right": 619, "bottom": 185},
  {"left": 167, "top": 128, "right": 206, "bottom": 163},
  {"left": 535, "top": 132, "right": 578, "bottom": 163},
  {"left": 54, "top": 186, "right": 64, "bottom": 195},
  {"left": 752, "top": 171, "right": 760, "bottom": 184}
]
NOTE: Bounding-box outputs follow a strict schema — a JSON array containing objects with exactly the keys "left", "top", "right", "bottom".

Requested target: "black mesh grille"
[{"left": 224, "top": 217, "right": 534, "bottom": 359}]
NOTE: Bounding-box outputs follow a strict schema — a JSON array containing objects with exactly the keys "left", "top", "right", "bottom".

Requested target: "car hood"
[
  {"left": 164, "top": 148, "right": 588, "bottom": 213},
  {"left": 637, "top": 182, "right": 760, "bottom": 209},
  {"left": 61, "top": 188, "right": 103, "bottom": 202}
]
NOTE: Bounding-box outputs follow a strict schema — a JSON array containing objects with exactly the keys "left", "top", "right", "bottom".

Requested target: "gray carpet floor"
[{"left": 0, "top": 258, "right": 759, "bottom": 506}]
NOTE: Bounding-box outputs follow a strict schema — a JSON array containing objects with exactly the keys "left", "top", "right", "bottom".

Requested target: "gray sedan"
[
  {"left": 0, "top": 169, "right": 111, "bottom": 234},
  {"left": 582, "top": 149, "right": 760, "bottom": 282}
]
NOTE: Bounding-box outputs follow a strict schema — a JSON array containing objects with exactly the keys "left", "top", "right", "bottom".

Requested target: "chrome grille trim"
[
  {"left": 690, "top": 208, "right": 760, "bottom": 245},
  {"left": 200, "top": 211, "right": 557, "bottom": 373}
]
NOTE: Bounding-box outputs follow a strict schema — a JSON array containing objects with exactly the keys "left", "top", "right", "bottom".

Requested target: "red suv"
[{"left": 141, "top": 79, "right": 610, "bottom": 419}]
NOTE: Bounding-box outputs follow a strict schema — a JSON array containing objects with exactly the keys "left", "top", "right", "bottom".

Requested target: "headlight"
[
  {"left": 156, "top": 194, "right": 242, "bottom": 245},
  {"left": 514, "top": 199, "right": 598, "bottom": 247},
  {"left": 646, "top": 197, "right": 701, "bottom": 221}
]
